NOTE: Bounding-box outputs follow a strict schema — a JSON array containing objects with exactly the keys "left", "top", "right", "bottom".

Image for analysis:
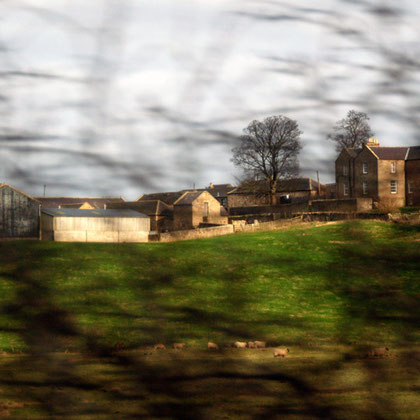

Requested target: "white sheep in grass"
[
  {"left": 247, "top": 342, "right": 256, "bottom": 348},
  {"left": 207, "top": 342, "right": 219, "bottom": 350},
  {"left": 254, "top": 341, "right": 267, "bottom": 348},
  {"left": 273, "top": 347, "right": 290, "bottom": 357},
  {"left": 173, "top": 343, "right": 185, "bottom": 350},
  {"left": 154, "top": 344, "right": 166, "bottom": 350},
  {"left": 365, "top": 347, "right": 389, "bottom": 358},
  {"left": 233, "top": 341, "right": 247, "bottom": 348}
]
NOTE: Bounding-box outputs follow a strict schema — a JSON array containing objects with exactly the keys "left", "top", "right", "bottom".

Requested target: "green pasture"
[{"left": 0, "top": 220, "right": 419, "bottom": 418}]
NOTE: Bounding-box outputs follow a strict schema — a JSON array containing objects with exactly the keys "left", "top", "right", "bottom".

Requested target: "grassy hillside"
[
  {"left": 0, "top": 220, "right": 418, "bottom": 351},
  {"left": 0, "top": 220, "right": 419, "bottom": 418}
]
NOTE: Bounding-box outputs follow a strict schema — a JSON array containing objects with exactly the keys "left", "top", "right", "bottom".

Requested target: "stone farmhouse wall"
[{"left": 406, "top": 160, "right": 420, "bottom": 206}]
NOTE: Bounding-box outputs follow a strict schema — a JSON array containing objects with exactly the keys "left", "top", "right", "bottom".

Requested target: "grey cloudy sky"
[{"left": 1, "top": 0, "right": 420, "bottom": 199}]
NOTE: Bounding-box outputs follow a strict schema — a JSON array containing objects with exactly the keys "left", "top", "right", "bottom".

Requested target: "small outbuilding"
[
  {"left": 41, "top": 208, "right": 150, "bottom": 242},
  {"left": 173, "top": 190, "right": 228, "bottom": 230},
  {"left": 0, "top": 183, "right": 40, "bottom": 239}
]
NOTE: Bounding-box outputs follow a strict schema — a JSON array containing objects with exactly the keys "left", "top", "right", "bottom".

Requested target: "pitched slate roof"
[
  {"left": 41, "top": 208, "right": 147, "bottom": 218},
  {"left": 406, "top": 146, "right": 420, "bottom": 161},
  {"left": 137, "top": 191, "right": 184, "bottom": 205},
  {"left": 35, "top": 196, "right": 125, "bottom": 209},
  {"left": 229, "top": 178, "right": 322, "bottom": 194},
  {"left": 107, "top": 200, "right": 173, "bottom": 216},
  {"left": 174, "top": 191, "right": 205, "bottom": 205},
  {"left": 367, "top": 146, "right": 409, "bottom": 160}
]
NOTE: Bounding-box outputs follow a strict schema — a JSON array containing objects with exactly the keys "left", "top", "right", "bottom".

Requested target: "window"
[
  {"left": 362, "top": 162, "right": 368, "bottom": 174},
  {"left": 343, "top": 165, "right": 348, "bottom": 176},
  {"left": 391, "top": 162, "right": 396, "bottom": 173},
  {"left": 204, "top": 202, "right": 209, "bottom": 216},
  {"left": 343, "top": 183, "right": 349, "bottom": 196},
  {"left": 362, "top": 181, "right": 368, "bottom": 195},
  {"left": 390, "top": 181, "right": 398, "bottom": 194},
  {"left": 408, "top": 182, "right": 413, "bottom": 194}
]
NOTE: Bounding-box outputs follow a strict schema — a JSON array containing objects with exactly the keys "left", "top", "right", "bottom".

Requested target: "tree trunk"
[{"left": 270, "top": 180, "right": 277, "bottom": 206}]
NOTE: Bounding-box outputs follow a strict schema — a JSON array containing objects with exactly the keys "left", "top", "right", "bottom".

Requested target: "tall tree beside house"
[
  {"left": 329, "top": 110, "right": 374, "bottom": 151},
  {"left": 232, "top": 115, "right": 302, "bottom": 205}
]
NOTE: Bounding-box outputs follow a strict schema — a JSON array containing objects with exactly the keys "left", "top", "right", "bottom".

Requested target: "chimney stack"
[{"left": 367, "top": 138, "right": 380, "bottom": 147}]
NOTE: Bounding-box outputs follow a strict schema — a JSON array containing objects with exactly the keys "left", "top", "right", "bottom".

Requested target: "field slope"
[{"left": 0, "top": 220, "right": 418, "bottom": 418}]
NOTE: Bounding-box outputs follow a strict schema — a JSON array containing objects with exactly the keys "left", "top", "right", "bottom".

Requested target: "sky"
[{"left": 1, "top": 0, "right": 420, "bottom": 199}]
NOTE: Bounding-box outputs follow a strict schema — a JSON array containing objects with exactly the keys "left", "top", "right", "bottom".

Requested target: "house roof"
[
  {"left": 174, "top": 191, "right": 205, "bottom": 205},
  {"left": 0, "top": 183, "right": 39, "bottom": 202},
  {"left": 366, "top": 146, "right": 409, "bottom": 160},
  {"left": 41, "top": 208, "right": 147, "bottom": 218},
  {"left": 137, "top": 191, "right": 184, "bottom": 205},
  {"left": 228, "top": 178, "right": 323, "bottom": 195},
  {"left": 35, "top": 196, "right": 125, "bottom": 209},
  {"left": 406, "top": 146, "right": 420, "bottom": 161},
  {"left": 346, "top": 148, "right": 363, "bottom": 158},
  {"left": 108, "top": 200, "right": 173, "bottom": 216}
]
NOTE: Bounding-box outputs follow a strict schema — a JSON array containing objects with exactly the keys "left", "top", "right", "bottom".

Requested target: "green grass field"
[{"left": 0, "top": 220, "right": 419, "bottom": 418}]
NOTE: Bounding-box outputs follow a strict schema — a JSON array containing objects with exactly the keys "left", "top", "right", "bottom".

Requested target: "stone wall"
[
  {"left": 309, "top": 198, "right": 372, "bottom": 212},
  {"left": 159, "top": 224, "right": 234, "bottom": 242},
  {"left": 406, "top": 160, "right": 420, "bottom": 206}
]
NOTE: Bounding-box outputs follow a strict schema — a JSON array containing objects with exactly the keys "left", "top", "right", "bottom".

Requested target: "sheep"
[
  {"left": 254, "top": 341, "right": 267, "bottom": 349},
  {"left": 173, "top": 342, "right": 185, "bottom": 350},
  {"left": 274, "top": 347, "right": 290, "bottom": 357},
  {"left": 365, "top": 347, "right": 389, "bottom": 358},
  {"left": 247, "top": 341, "right": 256, "bottom": 348},
  {"left": 207, "top": 342, "right": 219, "bottom": 350},
  {"left": 233, "top": 341, "right": 247, "bottom": 349},
  {"left": 154, "top": 344, "right": 166, "bottom": 350}
]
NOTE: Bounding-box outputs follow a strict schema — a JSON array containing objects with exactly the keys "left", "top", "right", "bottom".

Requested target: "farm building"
[
  {"left": 41, "top": 208, "right": 150, "bottom": 242},
  {"left": 227, "top": 178, "right": 326, "bottom": 208},
  {"left": 107, "top": 200, "right": 173, "bottom": 232},
  {"left": 35, "top": 196, "right": 125, "bottom": 209},
  {"left": 0, "top": 184, "right": 40, "bottom": 239},
  {"left": 173, "top": 190, "right": 228, "bottom": 230}
]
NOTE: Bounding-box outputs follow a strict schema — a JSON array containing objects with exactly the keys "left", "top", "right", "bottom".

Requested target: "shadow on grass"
[{"left": 0, "top": 221, "right": 418, "bottom": 418}]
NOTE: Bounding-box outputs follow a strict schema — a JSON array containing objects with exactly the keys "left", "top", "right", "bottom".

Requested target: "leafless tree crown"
[
  {"left": 232, "top": 115, "right": 302, "bottom": 204},
  {"left": 328, "top": 110, "right": 374, "bottom": 151}
]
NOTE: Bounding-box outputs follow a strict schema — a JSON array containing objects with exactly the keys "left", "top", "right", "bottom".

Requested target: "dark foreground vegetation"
[{"left": 0, "top": 221, "right": 419, "bottom": 418}]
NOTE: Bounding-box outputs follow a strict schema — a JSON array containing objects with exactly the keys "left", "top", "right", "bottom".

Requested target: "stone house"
[
  {"left": 227, "top": 178, "right": 326, "bottom": 208},
  {"left": 335, "top": 138, "right": 417, "bottom": 209},
  {"left": 173, "top": 190, "right": 228, "bottom": 230},
  {"left": 406, "top": 146, "right": 420, "bottom": 206},
  {"left": 107, "top": 200, "right": 173, "bottom": 232},
  {"left": 0, "top": 184, "right": 40, "bottom": 239}
]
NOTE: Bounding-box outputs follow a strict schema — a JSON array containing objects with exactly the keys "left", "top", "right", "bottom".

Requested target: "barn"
[
  {"left": 0, "top": 184, "right": 40, "bottom": 239},
  {"left": 41, "top": 208, "right": 150, "bottom": 242}
]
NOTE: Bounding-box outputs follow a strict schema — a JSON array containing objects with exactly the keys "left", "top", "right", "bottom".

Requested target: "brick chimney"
[{"left": 366, "top": 138, "right": 380, "bottom": 147}]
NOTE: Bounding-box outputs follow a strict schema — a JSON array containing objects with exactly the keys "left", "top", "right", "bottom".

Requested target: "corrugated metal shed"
[{"left": 41, "top": 208, "right": 148, "bottom": 218}]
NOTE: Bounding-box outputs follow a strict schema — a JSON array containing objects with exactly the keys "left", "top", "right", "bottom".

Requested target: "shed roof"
[
  {"left": 108, "top": 200, "right": 173, "bottom": 216},
  {"left": 41, "top": 208, "right": 148, "bottom": 218},
  {"left": 137, "top": 191, "right": 184, "bottom": 205},
  {"left": 35, "top": 196, "right": 125, "bottom": 209},
  {"left": 228, "top": 178, "right": 322, "bottom": 195},
  {"left": 406, "top": 146, "right": 420, "bottom": 161}
]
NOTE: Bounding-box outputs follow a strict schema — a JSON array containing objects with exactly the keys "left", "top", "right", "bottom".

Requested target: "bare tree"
[
  {"left": 232, "top": 115, "right": 302, "bottom": 205},
  {"left": 328, "top": 110, "right": 374, "bottom": 151}
]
